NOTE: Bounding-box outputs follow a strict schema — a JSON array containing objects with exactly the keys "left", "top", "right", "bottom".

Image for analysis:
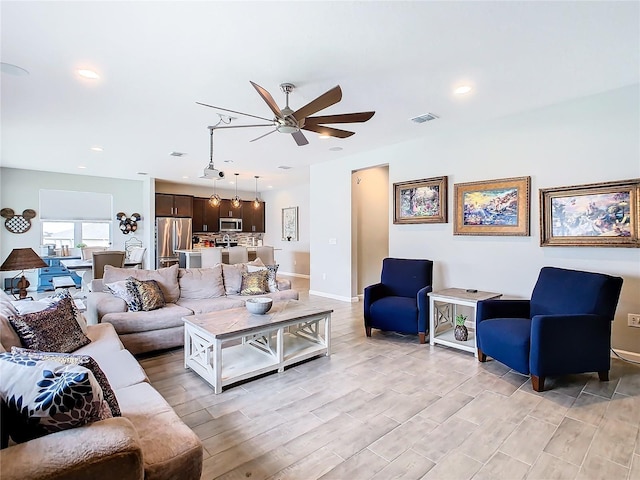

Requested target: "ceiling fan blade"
[
  {"left": 291, "top": 130, "right": 309, "bottom": 146},
  {"left": 304, "top": 111, "right": 375, "bottom": 125},
  {"left": 293, "top": 85, "right": 342, "bottom": 121},
  {"left": 250, "top": 81, "right": 284, "bottom": 119},
  {"left": 302, "top": 124, "right": 354, "bottom": 138},
  {"left": 196, "top": 102, "right": 272, "bottom": 122},
  {"left": 250, "top": 129, "right": 278, "bottom": 142}
]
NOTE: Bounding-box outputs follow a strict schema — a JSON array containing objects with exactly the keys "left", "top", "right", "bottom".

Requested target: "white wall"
[
  {"left": 310, "top": 85, "right": 640, "bottom": 353},
  {"left": 261, "top": 184, "right": 310, "bottom": 277},
  {"left": 0, "top": 168, "right": 150, "bottom": 286}
]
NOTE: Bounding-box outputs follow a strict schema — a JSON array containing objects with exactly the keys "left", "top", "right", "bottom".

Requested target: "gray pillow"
[
  {"left": 178, "top": 265, "right": 225, "bottom": 299},
  {"left": 221, "top": 264, "right": 248, "bottom": 295}
]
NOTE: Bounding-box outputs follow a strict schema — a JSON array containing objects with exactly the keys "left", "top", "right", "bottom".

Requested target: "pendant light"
[
  {"left": 253, "top": 176, "right": 261, "bottom": 209},
  {"left": 207, "top": 127, "right": 221, "bottom": 207},
  {"left": 231, "top": 173, "right": 241, "bottom": 208}
]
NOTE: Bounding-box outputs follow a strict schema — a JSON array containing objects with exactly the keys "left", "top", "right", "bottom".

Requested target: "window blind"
[{"left": 39, "top": 190, "right": 113, "bottom": 221}]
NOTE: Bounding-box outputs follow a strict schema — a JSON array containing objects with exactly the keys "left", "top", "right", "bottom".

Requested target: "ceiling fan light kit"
[{"left": 197, "top": 80, "right": 375, "bottom": 146}]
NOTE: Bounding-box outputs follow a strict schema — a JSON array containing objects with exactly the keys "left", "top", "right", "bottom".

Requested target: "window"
[{"left": 42, "top": 221, "right": 111, "bottom": 248}]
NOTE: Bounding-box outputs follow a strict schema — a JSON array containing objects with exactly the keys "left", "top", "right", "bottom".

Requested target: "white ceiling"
[{"left": 1, "top": 1, "right": 638, "bottom": 192}]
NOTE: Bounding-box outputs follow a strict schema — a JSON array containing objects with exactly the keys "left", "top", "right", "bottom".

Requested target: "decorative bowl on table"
[{"left": 245, "top": 297, "right": 273, "bottom": 315}]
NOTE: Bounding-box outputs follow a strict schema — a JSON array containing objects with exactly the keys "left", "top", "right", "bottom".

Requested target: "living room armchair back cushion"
[
  {"left": 530, "top": 267, "right": 623, "bottom": 319},
  {"left": 380, "top": 258, "right": 433, "bottom": 298},
  {"left": 102, "top": 264, "right": 180, "bottom": 303}
]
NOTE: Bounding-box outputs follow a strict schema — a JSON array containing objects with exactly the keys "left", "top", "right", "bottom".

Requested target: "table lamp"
[{"left": 0, "top": 248, "right": 48, "bottom": 300}]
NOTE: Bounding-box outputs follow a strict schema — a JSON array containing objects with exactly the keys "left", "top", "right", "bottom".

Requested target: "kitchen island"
[{"left": 176, "top": 248, "right": 259, "bottom": 268}]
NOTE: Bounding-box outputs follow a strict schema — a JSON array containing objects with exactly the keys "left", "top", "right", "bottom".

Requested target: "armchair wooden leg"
[
  {"left": 418, "top": 332, "right": 426, "bottom": 344},
  {"left": 477, "top": 348, "right": 487, "bottom": 362},
  {"left": 598, "top": 370, "right": 609, "bottom": 382},
  {"left": 531, "top": 375, "right": 545, "bottom": 392},
  {"left": 365, "top": 326, "right": 372, "bottom": 337}
]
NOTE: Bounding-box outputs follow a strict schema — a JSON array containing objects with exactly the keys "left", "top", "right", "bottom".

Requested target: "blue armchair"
[
  {"left": 476, "top": 267, "right": 623, "bottom": 392},
  {"left": 364, "top": 258, "right": 433, "bottom": 343}
]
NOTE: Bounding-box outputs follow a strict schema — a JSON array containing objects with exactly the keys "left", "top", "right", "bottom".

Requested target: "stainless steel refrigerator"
[{"left": 155, "top": 217, "right": 192, "bottom": 268}]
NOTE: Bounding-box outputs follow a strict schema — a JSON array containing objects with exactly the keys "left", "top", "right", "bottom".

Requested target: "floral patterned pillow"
[{"left": 0, "top": 352, "right": 110, "bottom": 444}]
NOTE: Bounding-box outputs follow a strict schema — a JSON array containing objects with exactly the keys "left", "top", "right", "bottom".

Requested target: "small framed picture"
[
  {"left": 454, "top": 176, "right": 531, "bottom": 236},
  {"left": 282, "top": 206, "right": 298, "bottom": 241},
  {"left": 393, "top": 176, "right": 447, "bottom": 224},
  {"left": 540, "top": 178, "right": 639, "bottom": 247}
]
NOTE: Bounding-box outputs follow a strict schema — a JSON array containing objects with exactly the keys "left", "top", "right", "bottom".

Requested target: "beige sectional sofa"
[
  {"left": 86, "top": 263, "right": 299, "bottom": 354},
  {"left": 0, "top": 290, "right": 203, "bottom": 480}
]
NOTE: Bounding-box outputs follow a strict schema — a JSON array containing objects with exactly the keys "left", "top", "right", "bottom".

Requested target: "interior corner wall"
[
  {"left": 310, "top": 84, "right": 640, "bottom": 353},
  {"left": 261, "top": 184, "right": 310, "bottom": 277},
  {"left": 0, "top": 168, "right": 147, "bottom": 287}
]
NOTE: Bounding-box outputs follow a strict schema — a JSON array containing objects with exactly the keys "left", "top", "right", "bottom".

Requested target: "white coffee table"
[
  {"left": 428, "top": 288, "right": 502, "bottom": 357},
  {"left": 183, "top": 300, "right": 332, "bottom": 393}
]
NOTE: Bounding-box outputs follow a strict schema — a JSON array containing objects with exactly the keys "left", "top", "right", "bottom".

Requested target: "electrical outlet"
[{"left": 628, "top": 313, "right": 640, "bottom": 328}]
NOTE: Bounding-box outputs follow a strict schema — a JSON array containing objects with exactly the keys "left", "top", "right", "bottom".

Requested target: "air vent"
[
  {"left": 278, "top": 165, "right": 293, "bottom": 170},
  {"left": 169, "top": 151, "right": 186, "bottom": 157},
  {"left": 410, "top": 113, "right": 439, "bottom": 124}
]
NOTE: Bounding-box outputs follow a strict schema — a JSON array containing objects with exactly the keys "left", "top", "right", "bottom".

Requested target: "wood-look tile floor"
[{"left": 139, "top": 277, "right": 640, "bottom": 480}]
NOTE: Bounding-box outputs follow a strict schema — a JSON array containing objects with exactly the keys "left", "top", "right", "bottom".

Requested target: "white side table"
[{"left": 428, "top": 288, "right": 502, "bottom": 356}]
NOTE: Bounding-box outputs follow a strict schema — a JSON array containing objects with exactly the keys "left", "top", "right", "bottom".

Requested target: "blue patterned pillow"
[{"left": 0, "top": 352, "right": 110, "bottom": 444}]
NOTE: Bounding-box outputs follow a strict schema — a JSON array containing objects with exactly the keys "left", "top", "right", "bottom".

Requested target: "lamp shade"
[{"left": 0, "top": 248, "right": 48, "bottom": 271}]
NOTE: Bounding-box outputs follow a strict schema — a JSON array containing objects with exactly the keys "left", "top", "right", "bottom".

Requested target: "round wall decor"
[{"left": 1, "top": 208, "right": 36, "bottom": 234}]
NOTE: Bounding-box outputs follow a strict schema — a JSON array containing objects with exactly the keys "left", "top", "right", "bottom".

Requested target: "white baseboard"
[
  {"left": 611, "top": 348, "right": 640, "bottom": 363},
  {"left": 309, "top": 290, "right": 359, "bottom": 303},
  {"left": 278, "top": 272, "right": 310, "bottom": 279}
]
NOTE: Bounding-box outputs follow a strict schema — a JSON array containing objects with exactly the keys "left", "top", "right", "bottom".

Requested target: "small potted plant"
[{"left": 454, "top": 314, "right": 468, "bottom": 341}]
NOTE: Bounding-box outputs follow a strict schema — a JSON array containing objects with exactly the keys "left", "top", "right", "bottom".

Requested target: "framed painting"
[
  {"left": 282, "top": 206, "right": 298, "bottom": 241},
  {"left": 454, "top": 176, "right": 531, "bottom": 236},
  {"left": 393, "top": 176, "right": 447, "bottom": 224},
  {"left": 540, "top": 178, "right": 640, "bottom": 247}
]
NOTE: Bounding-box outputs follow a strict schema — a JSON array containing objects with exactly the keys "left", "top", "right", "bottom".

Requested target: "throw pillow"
[
  {"left": 266, "top": 264, "right": 280, "bottom": 293},
  {"left": 11, "top": 347, "right": 121, "bottom": 417},
  {"left": 221, "top": 263, "right": 248, "bottom": 295},
  {"left": 102, "top": 264, "right": 180, "bottom": 303},
  {"left": 126, "top": 277, "right": 166, "bottom": 311},
  {"left": 106, "top": 280, "right": 140, "bottom": 311},
  {"left": 11, "top": 289, "right": 87, "bottom": 334},
  {"left": 0, "top": 352, "right": 109, "bottom": 444},
  {"left": 8, "top": 297, "right": 91, "bottom": 353},
  {"left": 240, "top": 270, "right": 269, "bottom": 296},
  {"left": 178, "top": 265, "right": 225, "bottom": 299}
]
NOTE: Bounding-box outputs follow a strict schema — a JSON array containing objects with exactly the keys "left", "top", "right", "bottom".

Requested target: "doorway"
[{"left": 351, "top": 165, "right": 390, "bottom": 296}]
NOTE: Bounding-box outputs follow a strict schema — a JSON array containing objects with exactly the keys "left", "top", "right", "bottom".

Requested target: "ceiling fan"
[{"left": 197, "top": 81, "right": 375, "bottom": 146}]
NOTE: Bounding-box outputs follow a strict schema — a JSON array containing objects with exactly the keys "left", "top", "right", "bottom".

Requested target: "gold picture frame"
[
  {"left": 540, "top": 178, "right": 640, "bottom": 247},
  {"left": 454, "top": 176, "right": 531, "bottom": 236},
  {"left": 393, "top": 176, "right": 448, "bottom": 224}
]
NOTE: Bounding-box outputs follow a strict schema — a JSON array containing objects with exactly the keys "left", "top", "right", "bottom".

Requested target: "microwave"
[{"left": 219, "top": 218, "right": 242, "bottom": 232}]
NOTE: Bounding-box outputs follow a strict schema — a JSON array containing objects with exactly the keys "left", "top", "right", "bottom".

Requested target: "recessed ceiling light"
[
  {"left": 267, "top": 185, "right": 273, "bottom": 189},
  {"left": 454, "top": 85, "right": 472, "bottom": 95},
  {"left": 182, "top": 176, "right": 189, "bottom": 179},
  {"left": 77, "top": 165, "right": 86, "bottom": 169},
  {"left": 170, "top": 151, "right": 186, "bottom": 157},
  {"left": 329, "top": 147, "right": 343, "bottom": 152},
  {"left": 137, "top": 172, "right": 148, "bottom": 175},
  {"left": 1, "top": 62, "right": 29, "bottom": 76},
  {"left": 77, "top": 69, "right": 100, "bottom": 80},
  {"left": 90, "top": 146, "right": 103, "bottom": 152},
  {"left": 278, "top": 165, "right": 292, "bottom": 170},
  {"left": 224, "top": 159, "right": 234, "bottom": 163}
]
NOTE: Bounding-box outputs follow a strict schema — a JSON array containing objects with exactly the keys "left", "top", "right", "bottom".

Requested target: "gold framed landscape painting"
[
  {"left": 454, "top": 176, "right": 531, "bottom": 236},
  {"left": 393, "top": 176, "right": 447, "bottom": 224},
  {"left": 540, "top": 178, "right": 640, "bottom": 247}
]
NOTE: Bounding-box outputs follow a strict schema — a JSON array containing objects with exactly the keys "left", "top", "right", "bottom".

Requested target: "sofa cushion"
[
  {"left": 178, "top": 265, "right": 225, "bottom": 299},
  {"left": 0, "top": 352, "right": 109, "bottom": 444},
  {"left": 75, "top": 323, "right": 125, "bottom": 357},
  {"left": 240, "top": 270, "right": 269, "bottom": 295},
  {"left": 176, "top": 296, "right": 245, "bottom": 315},
  {"left": 126, "top": 278, "right": 166, "bottom": 312},
  {"left": 102, "top": 304, "right": 193, "bottom": 334},
  {"left": 105, "top": 280, "right": 139, "bottom": 311},
  {"left": 0, "top": 313, "right": 21, "bottom": 353},
  {"left": 221, "top": 263, "right": 247, "bottom": 295},
  {"left": 115, "top": 382, "right": 203, "bottom": 480},
  {"left": 8, "top": 297, "right": 91, "bottom": 353},
  {"left": 12, "top": 348, "right": 121, "bottom": 417},
  {"left": 90, "top": 349, "right": 149, "bottom": 390},
  {"left": 103, "top": 264, "right": 180, "bottom": 303}
]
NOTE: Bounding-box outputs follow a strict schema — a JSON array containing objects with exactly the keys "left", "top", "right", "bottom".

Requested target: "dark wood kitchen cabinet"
[
  {"left": 242, "top": 201, "right": 265, "bottom": 233},
  {"left": 192, "top": 197, "right": 220, "bottom": 233},
  {"left": 218, "top": 199, "right": 243, "bottom": 219},
  {"left": 155, "top": 194, "right": 193, "bottom": 217}
]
